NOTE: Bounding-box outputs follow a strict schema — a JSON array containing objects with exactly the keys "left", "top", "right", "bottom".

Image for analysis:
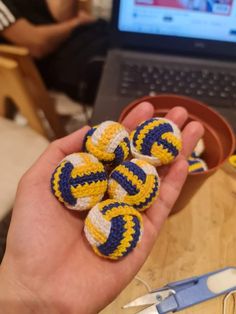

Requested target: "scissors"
[{"left": 123, "top": 267, "right": 236, "bottom": 314}]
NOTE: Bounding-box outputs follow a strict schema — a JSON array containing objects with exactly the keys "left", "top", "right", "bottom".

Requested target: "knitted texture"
[
  {"left": 130, "top": 117, "right": 182, "bottom": 166},
  {"left": 192, "top": 138, "right": 205, "bottom": 158},
  {"left": 108, "top": 159, "right": 160, "bottom": 211},
  {"left": 83, "top": 121, "right": 130, "bottom": 167},
  {"left": 84, "top": 199, "right": 143, "bottom": 260},
  {"left": 229, "top": 155, "right": 236, "bottom": 168},
  {"left": 188, "top": 157, "right": 208, "bottom": 173},
  {"left": 51, "top": 153, "right": 108, "bottom": 211}
]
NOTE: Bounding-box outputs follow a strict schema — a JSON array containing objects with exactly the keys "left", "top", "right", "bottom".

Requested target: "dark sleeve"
[{"left": 0, "top": 0, "right": 21, "bottom": 31}]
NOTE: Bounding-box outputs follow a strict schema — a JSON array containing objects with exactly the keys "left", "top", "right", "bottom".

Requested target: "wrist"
[{"left": 0, "top": 266, "right": 53, "bottom": 314}]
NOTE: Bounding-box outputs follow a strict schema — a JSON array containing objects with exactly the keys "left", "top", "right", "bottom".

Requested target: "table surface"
[{"left": 101, "top": 167, "right": 236, "bottom": 314}]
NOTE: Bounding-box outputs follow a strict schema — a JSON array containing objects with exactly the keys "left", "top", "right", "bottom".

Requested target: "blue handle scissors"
[{"left": 123, "top": 267, "right": 236, "bottom": 313}]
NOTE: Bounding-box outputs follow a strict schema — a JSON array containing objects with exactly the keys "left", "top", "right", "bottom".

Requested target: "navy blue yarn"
[
  {"left": 70, "top": 171, "right": 107, "bottom": 187},
  {"left": 101, "top": 201, "right": 128, "bottom": 215},
  {"left": 50, "top": 166, "right": 58, "bottom": 194},
  {"left": 133, "top": 118, "right": 157, "bottom": 144},
  {"left": 188, "top": 159, "right": 205, "bottom": 173},
  {"left": 134, "top": 176, "right": 159, "bottom": 210},
  {"left": 98, "top": 216, "right": 126, "bottom": 256},
  {"left": 124, "top": 136, "right": 130, "bottom": 146},
  {"left": 114, "top": 145, "right": 124, "bottom": 165},
  {"left": 83, "top": 127, "right": 96, "bottom": 151},
  {"left": 191, "top": 152, "right": 197, "bottom": 158},
  {"left": 58, "top": 162, "right": 77, "bottom": 206},
  {"left": 96, "top": 136, "right": 129, "bottom": 166},
  {"left": 111, "top": 170, "right": 139, "bottom": 196},
  {"left": 114, "top": 136, "right": 130, "bottom": 165},
  {"left": 188, "top": 158, "right": 198, "bottom": 166},
  {"left": 123, "top": 136, "right": 131, "bottom": 152},
  {"left": 123, "top": 215, "right": 141, "bottom": 256},
  {"left": 155, "top": 138, "right": 179, "bottom": 157},
  {"left": 191, "top": 167, "right": 205, "bottom": 173},
  {"left": 122, "top": 161, "right": 146, "bottom": 183},
  {"left": 140, "top": 123, "right": 173, "bottom": 155}
]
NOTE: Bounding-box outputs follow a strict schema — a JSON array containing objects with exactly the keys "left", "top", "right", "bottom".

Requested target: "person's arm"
[
  {"left": 1, "top": 17, "right": 81, "bottom": 58},
  {"left": 46, "top": 0, "right": 78, "bottom": 22},
  {"left": 0, "top": 103, "right": 204, "bottom": 314}
]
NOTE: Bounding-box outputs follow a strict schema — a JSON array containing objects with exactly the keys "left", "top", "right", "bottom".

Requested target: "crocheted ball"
[
  {"left": 51, "top": 153, "right": 108, "bottom": 211},
  {"left": 83, "top": 121, "right": 130, "bottom": 167},
  {"left": 84, "top": 199, "right": 143, "bottom": 260},
  {"left": 188, "top": 157, "right": 208, "bottom": 173},
  {"left": 108, "top": 159, "right": 160, "bottom": 211},
  {"left": 229, "top": 155, "right": 236, "bottom": 168},
  {"left": 130, "top": 117, "right": 182, "bottom": 166},
  {"left": 192, "top": 138, "right": 205, "bottom": 158}
]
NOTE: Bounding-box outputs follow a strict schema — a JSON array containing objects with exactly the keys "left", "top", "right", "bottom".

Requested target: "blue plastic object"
[{"left": 156, "top": 267, "right": 236, "bottom": 313}]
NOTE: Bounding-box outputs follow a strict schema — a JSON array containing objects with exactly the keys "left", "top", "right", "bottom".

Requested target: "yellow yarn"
[
  {"left": 84, "top": 199, "right": 143, "bottom": 260},
  {"left": 83, "top": 121, "right": 131, "bottom": 166},
  {"left": 51, "top": 153, "right": 108, "bottom": 211},
  {"left": 130, "top": 117, "right": 182, "bottom": 166},
  {"left": 108, "top": 159, "right": 160, "bottom": 211}
]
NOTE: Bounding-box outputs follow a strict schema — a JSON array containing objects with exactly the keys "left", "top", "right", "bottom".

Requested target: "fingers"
[
  {"left": 31, "top": 126, "right": 91, "bottom": 176},
  {"left": 165, "top": 106, "right": 204, "bottom": 158},
  {"left": 165, "top": 106, "right": 188, "bottom": 129},
  {"left": 159, "top": 119, "right": 204, "bottom": 177},
  {"left": 52, "top": 126, "right": 90, "bottom": 157},
  {"left": 122, "top": 103, "right": 188, "bottom": 133},
  {"left": 145, "top": 119, "right": 204, "bottom": 231},
  {"left": 181, "top": 121, "right": 204, "bottom": 158},
  {"left": 121, "top": 102, "right": 154, "bottom": 131},
  {"left": 145, "top": 158, "right": 188, "bottom": 229}
]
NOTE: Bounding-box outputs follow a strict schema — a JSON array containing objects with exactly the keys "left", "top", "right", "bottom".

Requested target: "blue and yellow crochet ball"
[
  {"left": 108, "top": 159, "right": 160, "bottom": 211},
  {"left": 83, "top": 121, "right": 130, "bottom": 167},
  {"left": 84, "top": 199, "right": 143, "bottom": 260},
  {"left": 188, "top": 157, "right": 208, "bottom": 174},
  {"left": 130, "top": 117, "right": 182, "bottom": 166},
  {"left": 51, "top": 153, "right": 108, "bottom": 211}
]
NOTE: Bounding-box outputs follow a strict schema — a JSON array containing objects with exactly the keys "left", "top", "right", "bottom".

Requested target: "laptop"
[{"left": 92, "top": 0, "right": 236, "bottom": 132}]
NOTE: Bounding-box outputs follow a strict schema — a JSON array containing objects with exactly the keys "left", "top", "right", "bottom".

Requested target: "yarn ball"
[
  {"left": 84, "top": 199, "right": 143, "bottom": 260},
  {"left": 192, "top": 138, "right": 205, "bottom": 158},
  {"left": 83, "top": 121, "right": 130, "bottom": 167},
  {"left": 130, "top": 117, "right": 182, "bottom": 166},
  {"left": 108, "top": 159, "right": 160, "bottom": 211},
  {"left": 188, "top": 157, "right": 208, "bottom": 173},
  {"left": 229, "top": 155, "right": 236, "bottom": 168},
  {"left": 51, "top": 153, "right": 108, "bottom": 211}
]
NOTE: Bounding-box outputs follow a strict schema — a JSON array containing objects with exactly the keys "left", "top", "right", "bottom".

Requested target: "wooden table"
[{"left": 101, "top": 167, "right": 236, "bottom": 314}]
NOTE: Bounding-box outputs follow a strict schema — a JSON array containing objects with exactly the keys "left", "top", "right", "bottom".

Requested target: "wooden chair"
[{"left": 0, "top": 45, "right": 65, "bottom": 139}]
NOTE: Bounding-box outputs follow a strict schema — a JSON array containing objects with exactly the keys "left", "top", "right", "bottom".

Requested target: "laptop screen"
[{"left": 118, "top": 0, "right": 236, "bottom": 44}]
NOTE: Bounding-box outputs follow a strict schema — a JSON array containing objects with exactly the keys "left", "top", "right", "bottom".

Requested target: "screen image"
[
  {"left": 118, "top": 0, "right": 236, "bottom": 43},
  {"left": 135, "top": 0, "right": 233, "bottom": 15}
]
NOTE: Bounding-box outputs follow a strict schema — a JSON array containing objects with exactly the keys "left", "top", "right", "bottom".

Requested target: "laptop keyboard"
[{"left": 119, "top": 61, "right": 236, "bottom": 108}]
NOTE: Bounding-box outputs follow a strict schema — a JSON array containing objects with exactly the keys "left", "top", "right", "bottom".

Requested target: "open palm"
[{"left": 0, "top": 102, "right": 204, "bottom": 314}]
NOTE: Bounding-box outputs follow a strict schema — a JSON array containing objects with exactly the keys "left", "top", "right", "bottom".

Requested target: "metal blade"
[
  {"left": 123, "top": 289, "right": 172, "bottom": 309},
  {"left": 123, "top": 292, "right": 159, "bottom": 309},
  {"left": 136, "top": 304, "right": 159, "bottom": 314}
]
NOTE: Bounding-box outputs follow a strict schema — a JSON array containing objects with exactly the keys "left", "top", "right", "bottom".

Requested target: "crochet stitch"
[
  {"left": 188, "top": 157, "right": 208, "bottom": 173},
  {"left": 51, "top": 153, "right": 108, "bottom": 211},
  {"left": 84, "top": 199, "right": 143, "bottom": 260},
  {"left": 83, "top": 121, "right": 130, "bottom": 167},
  {"left": 192, "top": 138, "right": 205, "bottom": 158},
  {"left": 130, "top": 117, "right": 182, "bottom": 166},
  {"left": 108, "top": 159, "right": 160, "bottom": 211}
]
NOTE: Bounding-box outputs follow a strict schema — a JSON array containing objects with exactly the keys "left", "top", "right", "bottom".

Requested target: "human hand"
[
  {"left": 0, "top": 102, "right": 204, "bottom": 314},
  {"left": 77, "top": 9, "right": 95, "bottom": 25}
]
